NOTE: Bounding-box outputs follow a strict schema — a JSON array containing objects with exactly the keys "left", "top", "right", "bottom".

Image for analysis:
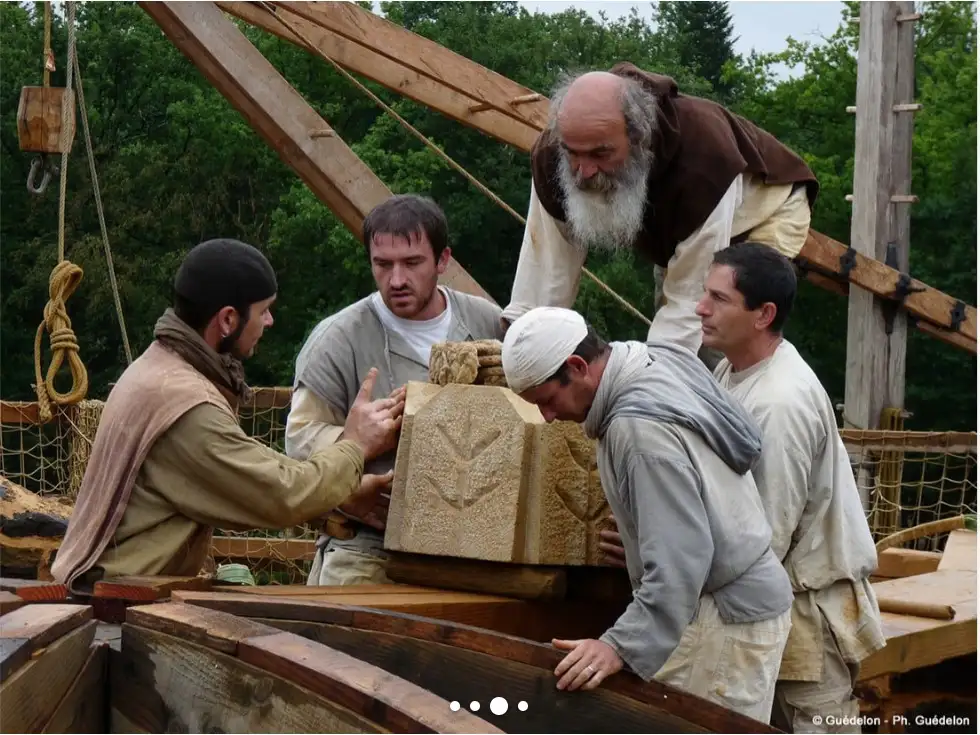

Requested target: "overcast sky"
[{"left": 516, "top": 1, "right": 849, "bottom": 76}]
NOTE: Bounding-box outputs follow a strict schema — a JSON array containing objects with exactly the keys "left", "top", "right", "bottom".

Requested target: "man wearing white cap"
[{"left": 502, "top": 307, "right": 794, "bottom": 722}]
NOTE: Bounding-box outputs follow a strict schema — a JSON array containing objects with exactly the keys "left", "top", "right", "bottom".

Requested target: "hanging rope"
[
  {"left": 258, "top": 2, "right": 652, "bottom": 328},
  {"left": 34, "top": 0, "right": 88, "bottom": 423},
  {"left": 73, "top": 50, "right": 133, "bottom": 365}
]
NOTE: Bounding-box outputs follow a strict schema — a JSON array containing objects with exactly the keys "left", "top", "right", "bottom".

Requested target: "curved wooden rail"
[{"left": 171, "top": 590, "right": 778, "bottom": 734}]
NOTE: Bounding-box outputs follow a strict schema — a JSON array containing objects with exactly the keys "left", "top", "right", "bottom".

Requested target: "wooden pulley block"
[{"left": 16, "top": 86, "right": 75, "bottom": 154}]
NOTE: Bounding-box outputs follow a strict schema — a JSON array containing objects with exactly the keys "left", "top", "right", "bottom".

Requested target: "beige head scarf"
[{"left": 502, "top": 307, "right": 589, "bottom": 393}]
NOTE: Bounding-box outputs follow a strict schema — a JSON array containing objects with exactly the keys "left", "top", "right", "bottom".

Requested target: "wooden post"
[{"left": 844, "top": 1, "right": 918, "bottom": 509}]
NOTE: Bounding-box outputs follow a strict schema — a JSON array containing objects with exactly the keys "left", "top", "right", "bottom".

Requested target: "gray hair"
[{"left": 545, "top": 71, "right": 660, "bottom": 149}]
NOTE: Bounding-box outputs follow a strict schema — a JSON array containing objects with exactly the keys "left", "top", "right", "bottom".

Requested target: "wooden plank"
[
  {"left": 216, "top": 1, "right": 541, "bottom": 151},
  {"left": 250, "top": 609, "right": 777, "bottom": 734},
  {"left": 210, "top": 536, "right": 317, "bottom": 561},
  {"left": 238, "top": 630, "right": 504, "bottom": 733},
  {"left": 386, "top": 551, "right": 568, "bottom": 600},
  {"left": 859, "top": 569, "right": 977, "bottom": 680},
  {"left": 0, "top": 603, "right": 93, "bottom": 648},
  {"left": 93, "top": 574, "right": 212, "bottom": 601},
  {"left": 0, "top": 618, "right": 97, "bottom": 733},
  {"left": 272, "top": 1, "right": 549, "bottom": 131},
  {"left": 126, "top": 601, "right": 277, "bottom": 655},
  {"left": 874, "top": 548, "right": 941, "bottom": 579},
  {"left": 800, "top": 230, "right": 975, "bottom": 350},
  {"left": 114, "top": 625, "right": 385, "bottom": 733},
  {"left": 0, "top": 400, "right": 43, "bottom": 423},
  {"left": 838, "top": 429, "right": 976, "bottom": 453},
  {"left": 172, "top": 589, "right": 623, "bottom": 643},
  {"left": 139, "top": 1, "right": 493, "bottom": 304},
  {"left": 0, "top": 578, "right": 68, "bottom": 602},
  {"left": 213, "top": 582, "right": 440, "bottom": 596},
  {"left": 266, "top": 619, "right": 742, "bottom": 734},
  {"left": 0, "top": 638, "right": 32, "bottom": 682},
  {"left": 0, "top": 590, "right": 25, "bottom": 615},
  {"left": 176, "top": 587, "right": 541, "bottom": 633},
  {"left": 42, "top": 641, "right": 108, "bottom": 733},
  {"left": 938, "top": 529, "right": 977, "bottom": 572},
  {"left": 2, "top": 603, "right": 92, "bottom": 685}
]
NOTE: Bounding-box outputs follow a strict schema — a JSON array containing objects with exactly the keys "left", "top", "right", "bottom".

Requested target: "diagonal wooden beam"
[
  {"left": 225, "top": 0, "right": 975, "bottom": 353},
  {"left": 216, "top": 1, "right": 543, "bottom": 151},
  {"left": 139, "top": 1, "right": 494, "bottom": 303}
]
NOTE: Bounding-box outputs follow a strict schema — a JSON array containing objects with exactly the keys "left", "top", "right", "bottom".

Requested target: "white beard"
[{"left": 557, "top": 150, "right": 651, "bottom": 253}]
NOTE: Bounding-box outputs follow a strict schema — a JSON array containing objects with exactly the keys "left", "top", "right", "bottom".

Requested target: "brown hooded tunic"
[
  {"left": 530, "top": 63, "right": 819, "bottom": 267},
  {"left": 51, "top": 341, "right": 365, "bottom": 592}
]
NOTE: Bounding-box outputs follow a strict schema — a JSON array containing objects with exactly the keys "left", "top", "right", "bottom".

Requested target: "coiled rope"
[{"left": 34, "top": 1, "right": 88, "bottom": 423}]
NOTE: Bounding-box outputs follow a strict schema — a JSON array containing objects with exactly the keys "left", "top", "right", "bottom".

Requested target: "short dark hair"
[
  {"left": 548, "top": 325, "right": 610, "bottom": 384},
  {"left": 712, "top": 242, "right": 797, "bottom": 333},
  {"left": 172, "top": 238, "right": 276, "bottom": 335},
  {"left": 362, "top": 194, "right": 449, "bottom": 260}
]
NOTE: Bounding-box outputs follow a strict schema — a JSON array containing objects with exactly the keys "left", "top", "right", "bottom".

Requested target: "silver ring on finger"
[{"left": 585, "top": 664, "right": 596, "bottom": 677}]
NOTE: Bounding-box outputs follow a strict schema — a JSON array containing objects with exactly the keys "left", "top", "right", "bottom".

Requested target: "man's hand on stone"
[
  {"left": 343, "top": 368, "right": 405, "bottom": 460},
  {"left": 598, "top": 513, "right": 627, "bottom": 568},
  {"left": 339, "top": 471, "right": 392, "bottom": 531},
  {"left": 552, "top": 638, "right": 623, "bottom": 691}
]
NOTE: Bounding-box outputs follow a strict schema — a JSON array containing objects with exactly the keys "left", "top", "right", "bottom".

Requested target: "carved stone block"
[{"left": 385, "top": 382, "right": 608, "bottom": 565}]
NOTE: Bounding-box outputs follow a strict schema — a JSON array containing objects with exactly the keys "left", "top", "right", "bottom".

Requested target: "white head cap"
[{"left": 502, "top": 307, "right": 589, "bottom": 394}]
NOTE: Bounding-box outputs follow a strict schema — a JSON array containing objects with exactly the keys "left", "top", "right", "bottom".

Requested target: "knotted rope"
[
  {"left": 33, "top": 1, "right": 89, "bottom": 424},
  {"left": 34, "top": 260, "right": 89, "bottom": 423}
]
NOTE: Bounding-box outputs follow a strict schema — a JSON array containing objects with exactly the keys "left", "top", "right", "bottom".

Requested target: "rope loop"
[{"left": 33, "top": 259, "right": 88, "bottom": 423}]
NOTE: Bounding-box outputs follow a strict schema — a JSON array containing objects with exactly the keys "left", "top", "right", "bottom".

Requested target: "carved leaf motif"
[{"left": 421, "top": 411, "right": 504, "bottom": 510}]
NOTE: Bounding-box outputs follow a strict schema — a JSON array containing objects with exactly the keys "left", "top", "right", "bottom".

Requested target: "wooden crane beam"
[
  {"left": 220, "top": 0, "right": 976, "bottom": 354},
  {"left": 138, "top": 0, "right": 494, "bottom": 304}
]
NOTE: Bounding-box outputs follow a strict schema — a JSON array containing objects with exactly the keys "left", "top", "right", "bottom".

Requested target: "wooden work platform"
[
  {"left": 860, "top": 530, "right": 977, "bottom": 682},
  {"left": 857, "top": 530, "right": 977, "bottom": 731}
]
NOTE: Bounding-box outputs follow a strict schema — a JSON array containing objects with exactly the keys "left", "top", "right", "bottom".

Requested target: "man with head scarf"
[
  {"left": 696, "top": 243, "right": 886, "bottom": 733},
  {"left": 501, "top": 306, "right": 793, "bottom": 723},
  {"left": 500, "top": 65, "right": 818, "bottom": 368},
  {"left": 52, "top": 238, "right": 403, "bottom": 594}
]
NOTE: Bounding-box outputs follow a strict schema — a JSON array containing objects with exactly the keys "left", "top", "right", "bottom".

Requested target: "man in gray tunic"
[
  {"left": 287, "top": 194, "right": 504, "bottom": 586},
  {"left": 501, "top": 306, "right": 793, "bottom": 723}
]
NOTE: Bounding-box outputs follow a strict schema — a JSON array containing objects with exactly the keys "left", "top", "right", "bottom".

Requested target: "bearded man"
[
  {"left": 286, "top": 194, "right": 504, "bottom": 586},
  {"left": 500, "top": 64, "right": 819, "bottom": 364},
  {"left": 53, "top": 238, "right": 403, "bottom": 594}
]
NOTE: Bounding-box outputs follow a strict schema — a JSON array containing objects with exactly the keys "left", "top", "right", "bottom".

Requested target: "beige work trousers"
[
  {"left": 306, "top": 536, "right": 391, "bottom": 587},
  {"left": 771, "top": 619, "right": 862, "bottom": 733},
  {"left": 653, "top": 594, "right": 792, "bottom": 724},
  {"left": 652, "top": 183, "right": 812, "bottom": 371}
]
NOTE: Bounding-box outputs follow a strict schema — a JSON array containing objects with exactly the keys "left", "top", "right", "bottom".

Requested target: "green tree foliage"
[
  {"left": 0, "top": 1, "right": 974, "bottom": 430},
  {"left": 655, "top": 1, "right": 738, "bottom": 100}
]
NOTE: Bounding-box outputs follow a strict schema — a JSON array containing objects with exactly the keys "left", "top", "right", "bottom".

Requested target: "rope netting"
[{"left": 1, "top": 393, "right": 975, "bottom": 585}]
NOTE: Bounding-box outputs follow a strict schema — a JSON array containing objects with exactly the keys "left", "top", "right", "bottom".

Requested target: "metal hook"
[{"left": 27, "top": 155, "right": 53, "bottom": 195}]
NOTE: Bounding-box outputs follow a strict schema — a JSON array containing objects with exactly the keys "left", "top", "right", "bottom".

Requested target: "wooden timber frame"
[
  {"left": 0, "top": 528, "right": 974, "bottom": 734},
  {"left": 130, "top": 0, "right": 977, "bottom": 357}
]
